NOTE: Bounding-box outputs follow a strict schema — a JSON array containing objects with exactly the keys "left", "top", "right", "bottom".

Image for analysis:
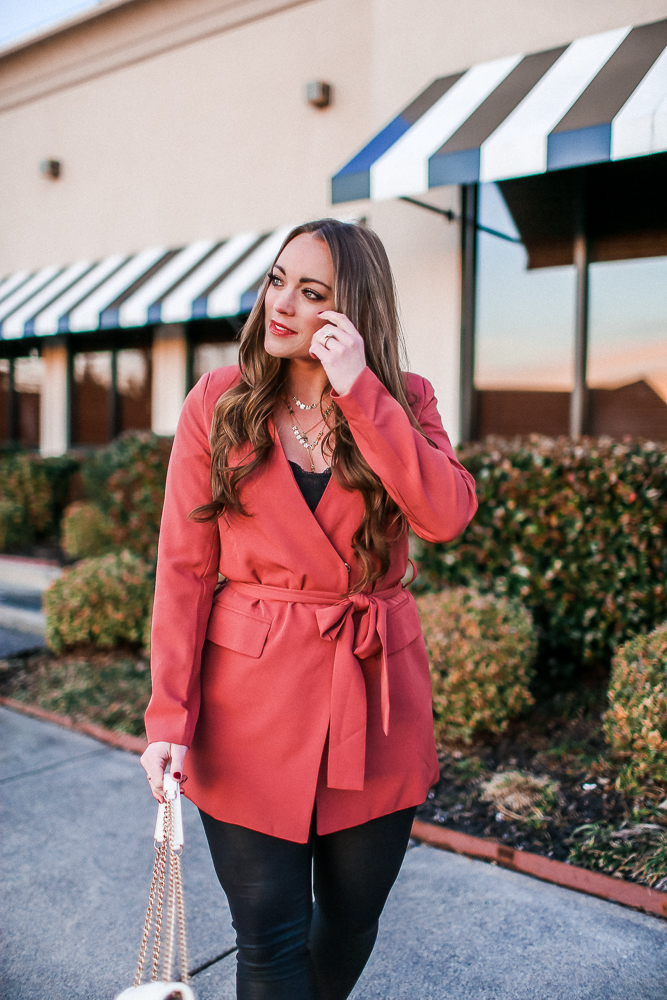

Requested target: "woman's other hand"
[
  {"left": 140, "top": 741, "right": 188, "bottom": 803},
  {"left": 309, "top": 311, "right": 366, "bottom": 395}
]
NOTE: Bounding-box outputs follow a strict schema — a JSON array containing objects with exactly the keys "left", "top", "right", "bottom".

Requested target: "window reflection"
[
  {"left": 117, "top": 347, "right": 151, "bottom": 433},
  {"left": 588, "top": 257, "right": 667, "bottom": 440},
  {"left": 193, "top": 341, "right": 239, "bottom": 383},
  {"left": 475, "top": 183, "right": 576, "bottom": 437},
  {"left": 72, "top": 352, "right": 112, "bottom": 446},
  {"left": 14, "top": 354, "right": 42, "bottom": 449}
]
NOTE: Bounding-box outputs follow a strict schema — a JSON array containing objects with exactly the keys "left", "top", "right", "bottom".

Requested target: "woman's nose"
[{"left": 275, "top": 291, "right": 296, "bottom": 315}]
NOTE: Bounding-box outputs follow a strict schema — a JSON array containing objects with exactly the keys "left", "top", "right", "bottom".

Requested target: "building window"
[
  {"left": 0, "top": 352, "right": 43, "bottom": 449},
  {"left": 72, "top": 347, "right": 152, "bottom": 447},
  {"left": 14, "top": 354, "right": 42, "bottom": 448},
  {"left": 473, "top": 157, "right": 667, "bottom": 442},
  {"left": 588, "top": 256, "right": 667, "bottom": 440},
  {"left": 192, "top": 341, "right": 239, "bottom": 383},
  {"left": 474, "top": 183, "right": 575, "bottom": 437}
]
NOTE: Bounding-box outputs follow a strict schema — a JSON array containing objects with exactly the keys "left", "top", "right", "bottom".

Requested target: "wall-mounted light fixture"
[
  {"left": 306, "top": 81, "right": 331, "bottom": 108},
  {"left": 40, "top": 159, "right": 61, "bottom": 179}
]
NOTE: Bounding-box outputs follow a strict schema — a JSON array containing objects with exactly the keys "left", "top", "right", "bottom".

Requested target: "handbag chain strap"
[{"left": 133, "top": 799, "right": 190, "bottom": 987}]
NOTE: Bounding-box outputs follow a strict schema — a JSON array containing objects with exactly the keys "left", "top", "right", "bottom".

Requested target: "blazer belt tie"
[{"left": 226, "top": 580, "right": 405, "bottom": 793}]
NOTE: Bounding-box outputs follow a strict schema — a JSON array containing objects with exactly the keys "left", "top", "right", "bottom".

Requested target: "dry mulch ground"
[
  {"left": 416, "top": 686, "right": 667, "bottom": 891},
  {"left": 0, "top": 649, "right": 150, "bottom": 737}
]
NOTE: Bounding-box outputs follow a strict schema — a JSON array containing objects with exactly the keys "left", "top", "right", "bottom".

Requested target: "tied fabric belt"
[{"left": 226, "top": 580, "right": 405, "bottom": 793}]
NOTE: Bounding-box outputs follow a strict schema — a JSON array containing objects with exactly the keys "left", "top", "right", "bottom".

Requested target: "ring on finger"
[{"left": 323, "top": 333, "right": 334, "bottom": 346}]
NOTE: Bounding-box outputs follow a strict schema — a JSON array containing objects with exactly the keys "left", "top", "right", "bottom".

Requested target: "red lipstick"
[{"left": 269, "top": 319, "right": 298, "bottom": 337}]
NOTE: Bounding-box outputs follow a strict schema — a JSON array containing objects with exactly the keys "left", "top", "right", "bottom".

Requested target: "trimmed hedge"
[
  {"left": 61, "top": 502, "right": 115, "bottom": 560},
  {"left": 416, "top": 436, "right": 667, "bottom": 677},
  {"left": 44, "top": 551, "right": 154, "bottom": 653},
  {"left": 82, "top": 433, "right": 172, "bottom": 559},
  {"left": 604, "top": 621, "right": 667, "bottom": 791},
  {"left": 416, "top": 587, "right": 537, "bottom": 743}
]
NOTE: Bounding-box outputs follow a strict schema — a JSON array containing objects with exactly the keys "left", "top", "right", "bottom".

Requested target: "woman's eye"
[
  {"left": 303, "top": 289, "right": 323, "bottom": 301},
  {"left": 269, "top": 273, "right": 282, "bottom": 286}
]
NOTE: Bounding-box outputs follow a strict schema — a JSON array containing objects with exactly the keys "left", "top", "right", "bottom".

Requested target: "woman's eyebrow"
[
  {"left": 300, "top": 277, "right": 332, "bottom": 290},
  {"left": 272, "top": 264, "right": 331, "bottom": 291}
]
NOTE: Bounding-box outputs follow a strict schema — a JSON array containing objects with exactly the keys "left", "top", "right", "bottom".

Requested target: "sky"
[{"left": 0, "top": 0, "right": 102, "bottom": 47}]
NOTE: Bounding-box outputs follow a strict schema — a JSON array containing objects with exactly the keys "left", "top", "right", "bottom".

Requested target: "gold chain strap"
[
  {"left": 152, "top": 837, "right": 167, "bottom": 982},
  {"left": 133, "top": 799, "right": 190, "bottom": 987},
  {"left": 163, "top": 804, "right": 177, "bottom": 981},
  {"left": 175, "top": 851, "right": 189, "bottom": 982},
  {"left": 133, "top": 837, "right": 166, "bottom": 987}
]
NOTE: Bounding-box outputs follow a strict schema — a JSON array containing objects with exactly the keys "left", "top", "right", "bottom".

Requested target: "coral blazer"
[{"left": 145, "top": 365, "right": 477, "bottom": 842}]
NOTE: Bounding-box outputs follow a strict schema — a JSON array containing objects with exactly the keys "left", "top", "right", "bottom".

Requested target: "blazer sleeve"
[
  {"left": 144, "top": 372, "right": 222, "bottom": 746},
  {"left": 332, "top": 366, "right": 477, "bottom": 543}
]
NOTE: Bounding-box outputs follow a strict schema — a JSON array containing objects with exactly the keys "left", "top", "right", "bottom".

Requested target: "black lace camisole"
[{"left": 288, "top": 461, "right": 331, "bottom": 514}]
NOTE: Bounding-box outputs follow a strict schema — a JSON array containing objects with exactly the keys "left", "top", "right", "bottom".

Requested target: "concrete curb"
[
  {"left": 4, "top": 697, "right": 665, "bottom": 921},
  {"left": 0, "top": 696, "right": 147, "bottom": 754},
  {"left": 411, "top": 818, "right": 667, "bottom": 921}
]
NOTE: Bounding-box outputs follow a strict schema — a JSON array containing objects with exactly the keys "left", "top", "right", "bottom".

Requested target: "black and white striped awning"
[
  {"left": 332, "top": 17, "right": 667, "bottom": 202},
  {"left": 0, "top": 227, "right": 292, "bottom": 340}
]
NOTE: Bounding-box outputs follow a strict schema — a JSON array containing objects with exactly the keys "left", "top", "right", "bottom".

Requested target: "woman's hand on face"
[
  {"left": 140, "top": 741, "right": 188, "bottom": 804},
  {"left": 309, "top": 311, "right": 366, "bottom": 396}
]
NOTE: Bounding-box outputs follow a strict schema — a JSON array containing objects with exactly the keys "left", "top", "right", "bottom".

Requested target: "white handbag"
[
  {"left": 116, "top": 986, "right": 194, "bottom": 1000},
  {"left": 116, "top": 773, "right": 195, "bottom": 1000}
]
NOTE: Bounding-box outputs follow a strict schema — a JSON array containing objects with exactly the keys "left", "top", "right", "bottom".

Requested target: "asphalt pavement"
[
  {"left": 2, "top": 705, "right": 667, "bottom": 1000},
  {"left": 0, "top": 624, "right": 45, "bottom": 658}
]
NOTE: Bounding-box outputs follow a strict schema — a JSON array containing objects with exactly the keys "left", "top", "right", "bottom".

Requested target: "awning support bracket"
[{"left": 398, "top": 195, "right": 522, "bottom": 243}]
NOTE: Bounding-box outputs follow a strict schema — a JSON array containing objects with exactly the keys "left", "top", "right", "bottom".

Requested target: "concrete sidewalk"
[{"left": 2, "top": 706, "right": 667, "bottom": 1000}]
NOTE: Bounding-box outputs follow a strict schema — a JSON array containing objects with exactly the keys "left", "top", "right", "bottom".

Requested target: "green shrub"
[
  {"left": 604, "top": 622, "right": 667, "bottom": 791},
  {"left": 61, "top": 502, "right": 115, "bottom": 559},
  {"left": 81, "top": 433, "right": 172, "bottom": 559},
  {"left": 416, "top": 587, "right": 537, "bottom": 743},
  {"left": 0, "top": 453, "right": 79, "bottom": 550},
  {"left": 0, "top": 499, "right": 30, "bottom": 550},
  {"left": 41, "top": 455, "right": 81, "bottom": 530},
  {"left": 416, "top": 436, "right": 667, "bottom": 677},
  {"left": 44, "top": 551, "right": 155, "bottom": 653}
]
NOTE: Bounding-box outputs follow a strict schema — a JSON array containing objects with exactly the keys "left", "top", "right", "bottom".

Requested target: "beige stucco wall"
[
  {"left": 3, "top": 0, "right": 667, "bottom": 447},
  {"left": 0, "top": 0, "right": 371, "bottom": 271},
  {"left": 367, "top": 191, "right": 462, "bottom": 442},
  {"left": 370, "top": 0, "right": 667, "bottom": 121}
]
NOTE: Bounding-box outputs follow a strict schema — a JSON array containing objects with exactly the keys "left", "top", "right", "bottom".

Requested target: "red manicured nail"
[{"left": 173, "top": 771, "right": 182, "bottom": 780}]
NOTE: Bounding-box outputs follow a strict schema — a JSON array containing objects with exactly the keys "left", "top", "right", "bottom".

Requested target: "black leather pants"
[{"left": 199, "top": 805, "right": 416, "bottom": 1000}]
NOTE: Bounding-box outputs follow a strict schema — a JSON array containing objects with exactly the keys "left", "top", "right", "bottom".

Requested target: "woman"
[{"left": 140, "top": 219, "right": 477, "bottom": 1000}]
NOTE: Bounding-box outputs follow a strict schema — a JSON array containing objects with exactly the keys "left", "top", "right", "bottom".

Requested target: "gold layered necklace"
[{"left": 284, "top": 397, "right": 334, "bottom": 472}]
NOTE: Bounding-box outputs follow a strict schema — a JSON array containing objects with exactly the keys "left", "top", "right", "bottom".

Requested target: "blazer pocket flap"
[
  {"left": 386, "top": 600, "right": 423, "bottom": 655},
  {"left": 206, "top": 602, "right": 271, "bottom": 658}
]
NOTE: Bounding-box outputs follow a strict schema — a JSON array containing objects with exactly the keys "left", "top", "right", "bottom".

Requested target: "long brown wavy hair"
[{"left": 193, "top": 219, "right": 425, "bottom": 593}]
